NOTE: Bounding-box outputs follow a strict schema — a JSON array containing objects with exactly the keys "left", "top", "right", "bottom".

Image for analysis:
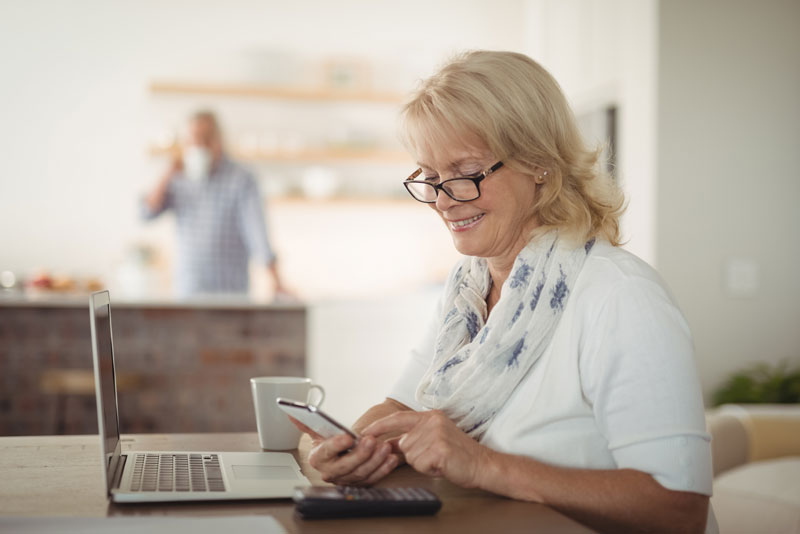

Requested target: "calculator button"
[{"left": 413, "top": 488, "right": 433, "bottom": 500}]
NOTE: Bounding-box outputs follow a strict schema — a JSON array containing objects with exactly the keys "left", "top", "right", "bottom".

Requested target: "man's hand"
[
  {"left": 144, "top": 152, "right": 182, "bottom": 214},
  {"left": 267, "top": 262, "right": 298, "bottom": 301},
  {"left": 168, "top": 148, "right": 184, "bottom": 177}
]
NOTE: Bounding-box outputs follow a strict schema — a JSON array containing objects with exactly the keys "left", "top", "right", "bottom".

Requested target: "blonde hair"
[{"left": 400, "top": 50, "right": 625, "bottom": 246}]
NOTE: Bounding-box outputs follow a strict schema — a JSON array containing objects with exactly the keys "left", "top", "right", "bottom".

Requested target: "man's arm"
[
  {"left": 144, "top": 174, "right": 171, "bottom": 215},
  {"left": 266, "top": 260, "right": 294, "bottom": 298},
  {"left": 143, "top": 158, "right": 180, "bottom": 218},
  {"left": 237, "top": 175, "right": 280, "bottom": 294}
]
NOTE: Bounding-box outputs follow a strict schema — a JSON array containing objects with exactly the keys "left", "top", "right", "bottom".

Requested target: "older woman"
[{"left": 299, "top": 51, "right": 715, "bottom": 534}]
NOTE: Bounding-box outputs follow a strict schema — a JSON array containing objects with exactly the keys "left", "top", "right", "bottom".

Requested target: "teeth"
[{"left": 451, "top": 214, "right": 483, "bottom": 228}]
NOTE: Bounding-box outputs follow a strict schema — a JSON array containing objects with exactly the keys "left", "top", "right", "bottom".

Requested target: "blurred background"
[{"left": 0, "top": 0, "right": 798, "bottom": 432}]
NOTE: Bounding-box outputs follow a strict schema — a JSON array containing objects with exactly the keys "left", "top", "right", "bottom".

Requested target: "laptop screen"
[{"left": 90, "top": 291, "right": 122, "bottom": 492}]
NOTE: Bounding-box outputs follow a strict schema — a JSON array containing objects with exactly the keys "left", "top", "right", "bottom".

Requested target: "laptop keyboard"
[{"left": 130, "top": 453, "right": 226, "bottom": 492}]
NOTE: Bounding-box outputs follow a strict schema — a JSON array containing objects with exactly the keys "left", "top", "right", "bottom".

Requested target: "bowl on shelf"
[{"left": 301, "top": 166, "right": 340, "bottom": 199}]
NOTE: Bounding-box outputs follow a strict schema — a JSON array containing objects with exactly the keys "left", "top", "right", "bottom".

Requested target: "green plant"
[{"left": 712, "top": 361, "right": 800, "bottom": 406}]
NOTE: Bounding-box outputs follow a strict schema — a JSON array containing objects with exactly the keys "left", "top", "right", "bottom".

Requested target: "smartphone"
[{"left": 276, "top": 398, "right": 359, "bottom": 441}]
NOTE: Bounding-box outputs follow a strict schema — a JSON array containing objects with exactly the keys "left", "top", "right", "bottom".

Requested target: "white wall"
[
  {"left": 523, "top": 0, "right": 800, "bottom": 401},
  {"left": 308, "top": 288, "right": 441, "bottom": 426},
  {"left": 0, "top": 0, "right": 528, "bottom": 420},
  {"left": 522, "top": 0, "right": 659, "bottom": 264},
  {"left": 0, "top": 0, "right": 526, "bottom": 291},
  {"left": 10, "top": 1, "right": 790, "bottom": 413},
  {"left": 657, "top": 0, "right": 800, "bottom": 400}
]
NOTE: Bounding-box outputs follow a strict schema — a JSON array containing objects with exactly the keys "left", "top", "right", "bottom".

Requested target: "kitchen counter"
[
  {"left": 0, "top": 292, "right": 307, "bottom": 436},
  {"left": 0, "top": 290, "right": 305, "bottom": 310}
]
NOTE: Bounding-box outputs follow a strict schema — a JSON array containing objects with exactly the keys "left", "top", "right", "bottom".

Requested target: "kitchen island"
[{"left": 0, "top": 292, "right": 306, "bottom": 435}]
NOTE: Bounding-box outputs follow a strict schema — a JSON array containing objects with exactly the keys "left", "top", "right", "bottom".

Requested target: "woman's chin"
[{"left": 450, "top": 236, "right": 486, "bottom": 258}]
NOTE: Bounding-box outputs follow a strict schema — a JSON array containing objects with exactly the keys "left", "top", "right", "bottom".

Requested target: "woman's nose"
[{"left": 434, "top": 188, "right": 458, "bottom": 212}]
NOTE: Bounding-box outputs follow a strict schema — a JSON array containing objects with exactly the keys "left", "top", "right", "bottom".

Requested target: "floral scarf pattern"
[{"left": 415, "top": 232, "right": 596, "bottom": 438}]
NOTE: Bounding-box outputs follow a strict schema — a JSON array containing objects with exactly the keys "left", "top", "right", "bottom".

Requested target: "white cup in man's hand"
[{"left": 250, "top": 377, "right": 325, "bottom": 450}]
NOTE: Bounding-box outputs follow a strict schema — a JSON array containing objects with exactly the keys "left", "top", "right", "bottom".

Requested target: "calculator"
[{"left": 293, "top": 486, "right": 442, "bottom": 519}]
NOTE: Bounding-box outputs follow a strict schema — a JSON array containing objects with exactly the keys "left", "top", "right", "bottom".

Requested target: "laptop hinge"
[{"left": 111, "top": 453, "right": 127, "bottom": 490}]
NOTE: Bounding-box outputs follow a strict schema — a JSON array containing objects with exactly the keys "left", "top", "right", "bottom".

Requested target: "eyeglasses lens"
[
  {"left": 405, "top": 181, "right": 438, "bottom": 202},
  {"left": 406, "top": 178, "right": 479, "bottom": 202},
  {"left": 444, "top": 179, "right": 479, "bottom": 201}
]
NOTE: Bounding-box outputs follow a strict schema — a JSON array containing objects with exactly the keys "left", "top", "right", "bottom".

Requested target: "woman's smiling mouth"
[{"left": 448, "top": 213, "right": 485, "bottom": 232}]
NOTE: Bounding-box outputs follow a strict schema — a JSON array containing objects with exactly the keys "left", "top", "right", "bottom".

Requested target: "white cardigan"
[{"left": 390, "top": 240, "right": 713, "bottom": 497}]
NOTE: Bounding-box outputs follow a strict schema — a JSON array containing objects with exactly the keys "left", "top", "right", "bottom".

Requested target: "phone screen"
[{"left": 277, "top": 398, "right": 359, "bottom": 441}]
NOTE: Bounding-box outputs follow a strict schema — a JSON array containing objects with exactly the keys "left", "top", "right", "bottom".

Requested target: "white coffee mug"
[{"left": 250, "top": 376, "right": 325, "bottom": 450}]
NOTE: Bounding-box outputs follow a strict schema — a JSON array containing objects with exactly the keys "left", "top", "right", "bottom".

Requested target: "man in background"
[{"left": 142, "top": 110, "right": 289, "bottom": 298}]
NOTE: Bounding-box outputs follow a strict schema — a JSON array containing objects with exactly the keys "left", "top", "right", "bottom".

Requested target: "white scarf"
[{"left": 415, "top": 232, "right": 596, "bottom": 438}]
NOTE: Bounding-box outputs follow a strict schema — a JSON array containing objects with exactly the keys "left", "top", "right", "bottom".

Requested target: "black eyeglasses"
[{"left": 403, "top": 161, "right": 504, "bottom": 203}]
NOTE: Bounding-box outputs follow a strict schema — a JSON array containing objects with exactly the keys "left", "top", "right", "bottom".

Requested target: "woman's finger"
[
  {"left": 405, "top": 446, "right": 444, "bottom": 478},
  {"left": 318, "top": 436, "right": 378, "bottom": 481},
  {"left": 335, "top": 441, "right": 392, "bottom": 484},
  {"left": 400, "top": 422, "right": 445, "bottom": 472},
  {"left": 308, "top": 433, "right": 355, "bottom": 467},
  {"left": 396, "top": 419, "right": 429, "bottom": 456},
  {"left": 361, "top": 411, "right": 422, "bottom": 437},
  {"left": 360, "top": 453, "right": 400, "bottom": 486}
]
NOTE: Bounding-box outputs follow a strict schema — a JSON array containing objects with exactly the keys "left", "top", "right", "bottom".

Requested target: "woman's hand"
[
  {"left": 289, "top": 417, "right": 399, "bottom": 486},
  {"left": 362, "top": 410, "right": 494, "bottom": 489}
]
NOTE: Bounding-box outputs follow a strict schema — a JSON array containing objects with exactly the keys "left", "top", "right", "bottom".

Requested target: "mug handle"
[{"left": 308, "top": 384, "right": 325, "bottom": 407}]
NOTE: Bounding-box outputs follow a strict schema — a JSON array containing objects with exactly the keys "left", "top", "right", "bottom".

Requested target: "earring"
[{"left": 536, "top": 170, "right": 548, "bottom": 184}]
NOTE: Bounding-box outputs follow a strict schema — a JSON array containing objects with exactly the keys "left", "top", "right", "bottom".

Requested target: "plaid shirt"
[{"left": 142, "top": 157, "right": 275, "bottom": 297}]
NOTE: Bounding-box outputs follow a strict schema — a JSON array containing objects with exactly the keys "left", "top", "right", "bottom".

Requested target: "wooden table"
[{"left": 0, "top": 433, "right": 595, "bottom": 533}]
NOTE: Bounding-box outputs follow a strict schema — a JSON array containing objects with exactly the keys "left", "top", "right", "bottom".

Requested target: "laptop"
[{"left": 89, "top": 290, "right": 311, "bottom": 503}]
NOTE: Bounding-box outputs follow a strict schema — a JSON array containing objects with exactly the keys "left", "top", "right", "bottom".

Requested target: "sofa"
[{"left": 707, "top": 404, "right": 800, "bottom": 534}]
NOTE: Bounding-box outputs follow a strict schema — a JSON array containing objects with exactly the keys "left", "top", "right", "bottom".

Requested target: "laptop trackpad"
[{"left": 232, "top": 465, "right": 300, "bottom": 480}]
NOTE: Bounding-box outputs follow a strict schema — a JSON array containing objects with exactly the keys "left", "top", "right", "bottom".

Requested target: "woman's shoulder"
[
  {"left": 585, "top": 240, "right": 660, "bottom": 282},
  {"left": 571, "top": 240, "right": 681, "bottom": 313},
  {"left": 570, "top": 241, "right": 695, "bottom": 387}
]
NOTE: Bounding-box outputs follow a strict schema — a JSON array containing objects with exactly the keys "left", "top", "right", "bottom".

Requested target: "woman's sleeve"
[
  {"left": 579, "top": 276, "right": 713, "bottom": 496},
  {"left": 387, "top": 295, "right": 443, "bottom": 412}
]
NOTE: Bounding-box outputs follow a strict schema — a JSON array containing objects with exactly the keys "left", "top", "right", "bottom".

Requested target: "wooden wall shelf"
[
  {"left": 148, "top": 145, "right": 411, "bottom": 165},
  {"left": 150, "top": 81, "right": 406, "bottom": 104},
  {"left": 269, "top": 196, "right": 410, "bottom": 206}
]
